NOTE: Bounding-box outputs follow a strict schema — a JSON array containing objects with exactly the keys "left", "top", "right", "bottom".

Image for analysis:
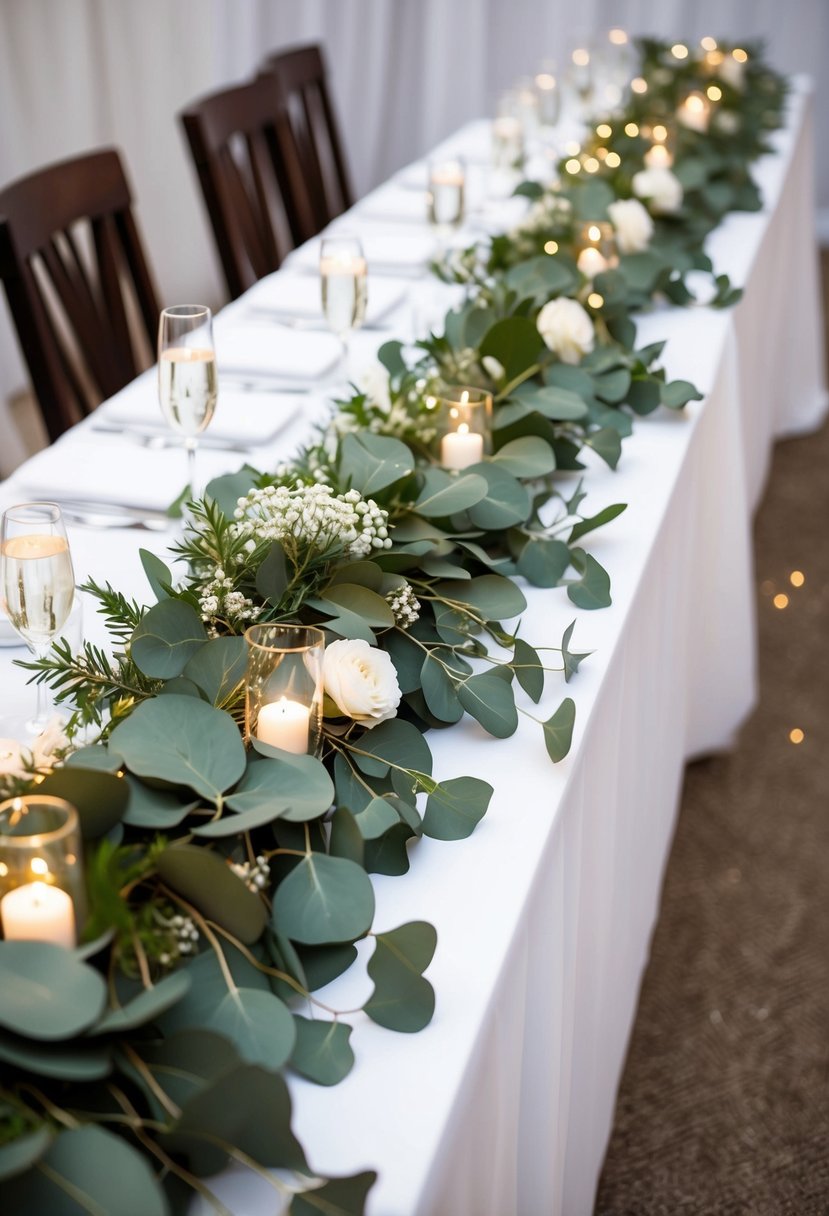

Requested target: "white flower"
[
  {"left": 323, "top": 639, "right": 402, "bottom": 729},
  {"left": 482, "top": 355, "right": 505, "bottom": 381},
  {"left": 713, "top": 110, "right": 740, "bottom": 135},
  {"left": 30, "top": 717, "right": 69, "bottom": 769},
  {"left": 607, "top": 198, "right": 654, "bottom": 254},
  {"left": 232, "top": 483, "right": 392, "bottom": 560},
  {"left": 359, "top": 362, "right": 392, "bottom": 413},
  {"left": 0, "top": 739, "right": 26, "bottom": 780},
  {"left": 632, "top": 166, "right": 683, "bottom": 215},
  {"left": 717, "top": 55, "right": 745, "bottom": 90},
  {"left": 536, "top": 297, "right": 595, "bottom": 365}
]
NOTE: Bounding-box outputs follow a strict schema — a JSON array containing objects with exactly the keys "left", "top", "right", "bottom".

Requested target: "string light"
[
  {"left": 652, "top": 124, "right": 668, "bottom": 142},
  {"left": 605, "top": 151, "right": 621, "bottom": 167},
  {"left": 789, "top": 570, "right": 805, "bottom": 587},
  {"left": 596, "top": 123, "right": 613, "bottom": 139},
  {"left": 671, "top": 43, "right": 689, "bottom": 59},
  {"left": 789, "top": 728, "right": 805, "bottom": 745},
  {"left": 631, "top": 77, "right": 648, "bottom": 94},
  {"left": 565, "top": 140, "right": 581, "bottom": 156},
  {"left": 572, "top": 48, "right": 590, "bottom": 67},
  {"left": 608, "top": 28, "right": 628, "bottom": 45},
  {"left": 707, "top": 85, "right": 723, "bottom": 101},
  {"left": 584, "top": 156, "right": 600, "bottom": 173},
  {"left": 565, "top": 158, "right": 581, "bottom": 174},
  {"left": 544, "top": 240, "right": 559, "bottom": 255},
  {"left": 700, "top": 36, "right": 718, "bottom": 51},
  {"left": 625, "top": 122, "right": 640, "bottom": 136},
  {"left": 773, "top": 593, "right": 789, "bottom": 610},
  {"left": 732, "top": 48, "right": 749, "bottom": 63},
  {"left": 587, "top": 292, "right": 604, "bottom": 308}
]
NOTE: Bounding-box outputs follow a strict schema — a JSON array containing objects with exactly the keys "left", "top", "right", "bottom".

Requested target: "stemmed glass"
[
  {"left": 158, "top": 305, "right": 218, "bottom": 505},
  {"left": 1, "top": 504, "right": 75, "bottom": 734},
  {"left": 319, "top": 235, "right": 367, "bottom": 374}
]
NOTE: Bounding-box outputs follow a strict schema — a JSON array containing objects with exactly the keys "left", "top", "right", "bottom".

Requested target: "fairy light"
[
  {"left": 789, "top": 728, "right": 804, "bottom": 745},
  {"left": 773, "top": 593, "right": 789, "bottom": 610},
  {"left": 707, "top": 85, "right": 723, "bottom": 101},
  {"left": 587, "top": 224, "right": 602, "bottom": 241},
  {"left": 789, "top": 570, "right": 805, "bottom": 587},
  {"left": 544, "top": 239, "right": 559, "bottom": 255},
  {"left": 605, "top": 151, "right": 621, "bottom": 168},
  {"left": 652, "top": 124, "right": 668, "bottom": 142},
  {"left": 631, "top": 77, "right": 648, "bottom": 94},
  {"left": 565, "top": 158, "right": 581, "bottom": 174},
  {"left": 671, "top": 43, "right": 689, "bottom": 59},
  {"left": 608, "top": 28, "right": 628, "bottom": 45},
  {"left": 596, "top": 146, "right": 608, "bottom": 159},
  {"left": 572, "top": 47, "right": 590, "bottom": 67},
  {"left": 583, "top": 157, "right": 600, "bottom": 173},
  {"left": 596, "top": 123, "right": 613, "bottom": 139},
  {"left": 587, "top": 292, "right": 604, "bottom": 308},
  {"left": 707, "top": 50, "right": 724, "bottom": 66},
  {"left": 624, "top": 122, "right": 640, "bottom": 136},
  {"left": 700, "top": 36, "right": 718, "bottom": 51},
  {"left": 732, "top": 48, "right": 748, "bottom": 63}
]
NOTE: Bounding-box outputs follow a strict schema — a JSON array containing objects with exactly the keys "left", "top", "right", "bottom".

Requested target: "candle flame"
[
  {"left": 460, "top": 390, "right": 470, "bottom": 406},
  {"left": 457, "top": 423, "right": 470, "bottom": 436},
  {"left": 30, "top": 857, "right": 49, "bottom": 875},
  {"left": 587, "top": 225, "right": 601, "bottom": 242}
]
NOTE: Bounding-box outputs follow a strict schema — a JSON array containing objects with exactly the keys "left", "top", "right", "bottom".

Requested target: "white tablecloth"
[{"left": 0, "top": 81, "right": 825, "bottom": 1216}]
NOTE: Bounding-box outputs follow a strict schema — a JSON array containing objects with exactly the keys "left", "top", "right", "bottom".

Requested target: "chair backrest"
[
  {"left": 0, "top": 148, "right": 160, "bottom": 442},
  {"left": 262, "top": 43, "right": 354, "bottom": 232},
  {"left": 180, "top": 74, "right": 317, "bottom": 301}
]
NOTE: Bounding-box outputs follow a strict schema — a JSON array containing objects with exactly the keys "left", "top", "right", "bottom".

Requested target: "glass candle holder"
[
  {"left": 428, "top": 157, "right": 466, "bottom": 232},
  {"left": 677, "top": 91, "right": 711, "bottom": 133},
  {"left": 438, "top": 387, "right": 492, "bottom": 471},
  {"left": 576, "top": 221, "right": 618, "bottom": 280},
  {"left": 535, "top": 65, "right": 561, "bottom": 129},
  {"left": 0, "top": 795, "right": 85, "bottom": 947},
  {"left": 492, "top": 93, "right": 525, "bottom": 174},
  {"left": 245, "top": 625, "right": 325, "bottom": 756},
  {"left": 642, "top": 122, "right": 676, "bottom": 168}
]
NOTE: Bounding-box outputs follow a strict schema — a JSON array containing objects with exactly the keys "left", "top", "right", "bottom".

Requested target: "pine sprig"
[
  {"left": 81, "top": 578, "right": 147, "bottom": 643},
  {"left": 17, "top": 639, "right": 159, "bottom": 734}
]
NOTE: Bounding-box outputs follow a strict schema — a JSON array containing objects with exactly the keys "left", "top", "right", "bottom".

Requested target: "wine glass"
[
  {"left": 319, "top": 235, "right": 367, "bottom": 374},
  {"left": 1, "top": 503, "right": 75, "bottom": 734},
  {"left": 158, "top": 305, "right": 218, "bottom": 505}
]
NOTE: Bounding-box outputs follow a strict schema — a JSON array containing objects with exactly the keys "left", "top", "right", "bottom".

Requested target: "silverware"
[
  {"left": 90, "top": 423, "right": 256, "bottom": 455},
  {"left": 52, "top": 500, "right": 171, "bottom": 532},
  {"left": 220, "top": 377, "right": 312, "bottom": 395}
]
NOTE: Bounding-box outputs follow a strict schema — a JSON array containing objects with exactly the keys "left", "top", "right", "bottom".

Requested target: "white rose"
[
  {"left": 0, "top": 738, "right": 27, "bottom": 780},
  {"left": 536, "top": 297, "right": 595, "bottom": 365},
  {"left": 632, "top": 166, "right": 683, "bottom": 215},
  {"left": 323, "top": 639, "right": 402, "bottom": 729},
  {"left": 717, "top": 55, "right": 745, "bottom": 90},
  {"left": 359, "top": 362, "right": 392, "bottom": 413},
  {"left": 607, "top": 198, "right": 654, "bottom": 254},
  {"left": 31, "top": 716, "right": 69, "bottom": 769}
]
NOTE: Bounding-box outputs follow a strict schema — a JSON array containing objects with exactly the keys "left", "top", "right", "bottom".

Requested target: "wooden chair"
[
  {"left": 180, "top": 74, "right": 318, "bottom": 301},
  {"left": 262, "top": 44, "right": 354, "bottom": 232},
  {"left": 0, "top": 148, "right": 159, "bottom": 443}
]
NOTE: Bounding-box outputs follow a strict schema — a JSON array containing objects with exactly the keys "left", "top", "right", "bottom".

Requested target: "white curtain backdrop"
[{"left": 1, "top": 0, "right": 827, "bottom": 469}]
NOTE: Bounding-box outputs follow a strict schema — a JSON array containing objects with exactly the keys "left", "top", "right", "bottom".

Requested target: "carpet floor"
[{"left": 594, "top": 257, "right": 829, "bottom": 1216}]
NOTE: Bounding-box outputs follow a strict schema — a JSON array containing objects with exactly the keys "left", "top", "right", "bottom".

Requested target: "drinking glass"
[
  {"left": 428, "top": 156, "right": 466, "bottom": 239},
  {"left": 319, "top": 235, "right": 367, "bottom": 371},
  {"left": 1, "top": 503, "right": 75, "bottom": 734},
  {"left": 158, "top": 305, "right": 218, "bottom": 504}
]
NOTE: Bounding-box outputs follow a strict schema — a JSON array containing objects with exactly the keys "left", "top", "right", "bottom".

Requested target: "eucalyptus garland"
[{"left": 0, "top": 37, "right": 786, "bottom": 1216}]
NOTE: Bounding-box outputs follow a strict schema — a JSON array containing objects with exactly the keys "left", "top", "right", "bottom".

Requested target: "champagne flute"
[
  {"left": 1, "top": 503, "right": 75, "bottom": 734},
  {"left": 319, "top": 235, "right": 367, "bottom": 375},
  {"left": 158, "top": 305, "right": 218, "bottom": 506}
]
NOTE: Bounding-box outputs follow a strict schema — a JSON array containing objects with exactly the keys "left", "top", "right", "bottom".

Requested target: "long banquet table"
[{"left": 0, "top": 80, "right": 826, "bottom": 1216}]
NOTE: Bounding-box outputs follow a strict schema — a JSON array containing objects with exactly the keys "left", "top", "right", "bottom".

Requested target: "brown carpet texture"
[{"left": 594, "top": 256, "right": 829, "bottom": 1216}]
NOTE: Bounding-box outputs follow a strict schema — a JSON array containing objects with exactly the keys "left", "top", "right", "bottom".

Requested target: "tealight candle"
[
  {"left": 678, "top": 92, "right": 711, "bottom": 133},
  {"left": 441, "top": 423, "right": 484, "bottom": 470},
  {"left": 644, "top": 143, "right": 673, "bottom": 168},
  {"left": 256, "top": 697, "right": 311, "bottom": 754},
  {"left": 0, "top": 880, "right": 75, "bottom": 946},
  {"left": 577, "top": 246, "right": 609, "bottom": 279}
]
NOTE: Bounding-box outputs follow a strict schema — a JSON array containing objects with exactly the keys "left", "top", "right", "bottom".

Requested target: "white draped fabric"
[
  {"left": 0, "top": 75, "right": 825, "bottom": 1214},
  {"left": 0, "top": 0, "right": 827, "bottom": 468}
]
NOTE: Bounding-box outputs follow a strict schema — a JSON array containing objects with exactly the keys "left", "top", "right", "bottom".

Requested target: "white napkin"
[
  {"left": 288, "top": 229, "right": 437, "bottom": 275},
  {"left": 215, "top": 323, "right": 341, "bottom": 380},
  {"left": 244, "top": 272, "right": 408, "bottom": 326},
  {"left": 101, "top": 380, "right": 302, "bottom": 445},
  {"left": 17, "top": 437, "right": 235, "bottom": 513},
  {"left": 354, "top": 185, "right": 430, "bottom": 224}
]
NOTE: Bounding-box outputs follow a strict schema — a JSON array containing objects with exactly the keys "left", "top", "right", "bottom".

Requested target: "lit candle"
[
  {"left": 1, "top": 881, "right": 76, "bottom": 947},
  {"left": 678, "top": 92, "right": 710, "bottom": 133},
  {"left": 577, "top": 246, "right": 609, "bottom": 279},
  {"left": 441, "top": 423, "right": 484, "bottom": 470},
  {"left": 255, "top": 697, "right": 311, "bottom": 754},
  {"left": 319, "top": 253, "right": 367, "bottom": 278},
  {"left": 644, "top": 143, "right": 673, "bottom": 168}
]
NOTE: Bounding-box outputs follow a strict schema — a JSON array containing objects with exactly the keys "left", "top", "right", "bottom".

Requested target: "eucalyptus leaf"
[
  {"left": 513, "top": 637, "right": 545, "bottom": 702},
  {"left": 414, "top": 469, "right": 488, "bottom": 517},
  {"left": 110, "top": 695, "right": 246, "bottom": 800},
  {"left": 479, "top": 315, "right": 544, "bottom": 381},
  {"left": 466, "top": 462, "right": 531, "bottom": 530},
  {"left": 661, "top": 378, "right": 703, "bottom": 409},
  {"left": 36, "top": 767, "right": 128, "bottom": 839},
  {"left": 422, "top": 776, "right": 492, "bottom": 840},
  {"left": 569, "top": 501, "right": 627, "bottom": 543},
  {"left": 90, "top": 971, "right": 191, "bottom": 1036},
  {"left": 222, "top": 753, "right": 334, "bottom": 824},
  {"left": 290, "top": 1016, "right": 355, "bottom": 1086},
  {"left": 584, "top": 426, "right": 622, "bottom": 470},
  {"left": 1, "top": 1126, "right": 168, "bottom": 1216},
  {"left": 130, "top": 599, "right": 208, "bottom": 679},
  {"left": 0, "top": 1125, "right": 53, "bottom": 1183},
  {"left": 122, "top": 775, "right": 198, "bottom": 829},
  {"left": 65, "top": 744, "right": 123, "bottom": 772},
  {"left": 516, "top": 537, "right": 571, "bottom": 587},
  {"left": 273, "top": 853, "right": 375, "bottom": 945},
  {"left": 364, "top": 921, "right": 437, "bottom": 1033},
  {"left": 140, "top": 548, "right": 174, "bottom": 601},
  {"left": 543, "top": 696, "right": 576, "bottom": 762},
  {"left": 322, "top": 584, "right": 395, "bottom": 628},
  {"left": 420, "top": 653, "right": 463, "bottom": 723},
  {"left": 205, "top": 467, "right": 259, "bottom": 517},
  {"left": 567, "top": 550, "right": 612, "bottom": 610},
  {"left": 206, "top": 987, "right": 296, "bottom": 1070},
  {"left": 158, "top": 943, "right": 271, "bottom": 1035},
  {"left": 561, "top": 620, "right": 592, "bottom": 683},
  {"left": 0, "top": 942, "right": 106, "bottom": 1040},
  {"left": 457, "top": 673, "right": 518, "bottom": 738},
  {"left": 349, "top": 717, "right": 433, "bottom": 779},
  {"left": 490, "top": 435, "right": 556, "bottom": 478},
  {"left": 289, "top": 1172, "right": 377, "bottom": 1216},
  {"left": 0, "top": 1028, "right": 112, "bottom": 1080},
  {"left": 353, "top": 796, "right": 402, "bottom": 840},
  {"left": 437, "top": 574, "right": 526, "bottom": 621},
  {"left": 512, "top": 383, "right": 589, "bottom": 421},
  {"left": 157, "top": 844, "right": 268, "bottom": 944},
  {"left": 255, "top": 542, "right": 289, "bottom": 605},
  {"left": 339, "top": 432, "right": 415, "bottom": 494}
]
